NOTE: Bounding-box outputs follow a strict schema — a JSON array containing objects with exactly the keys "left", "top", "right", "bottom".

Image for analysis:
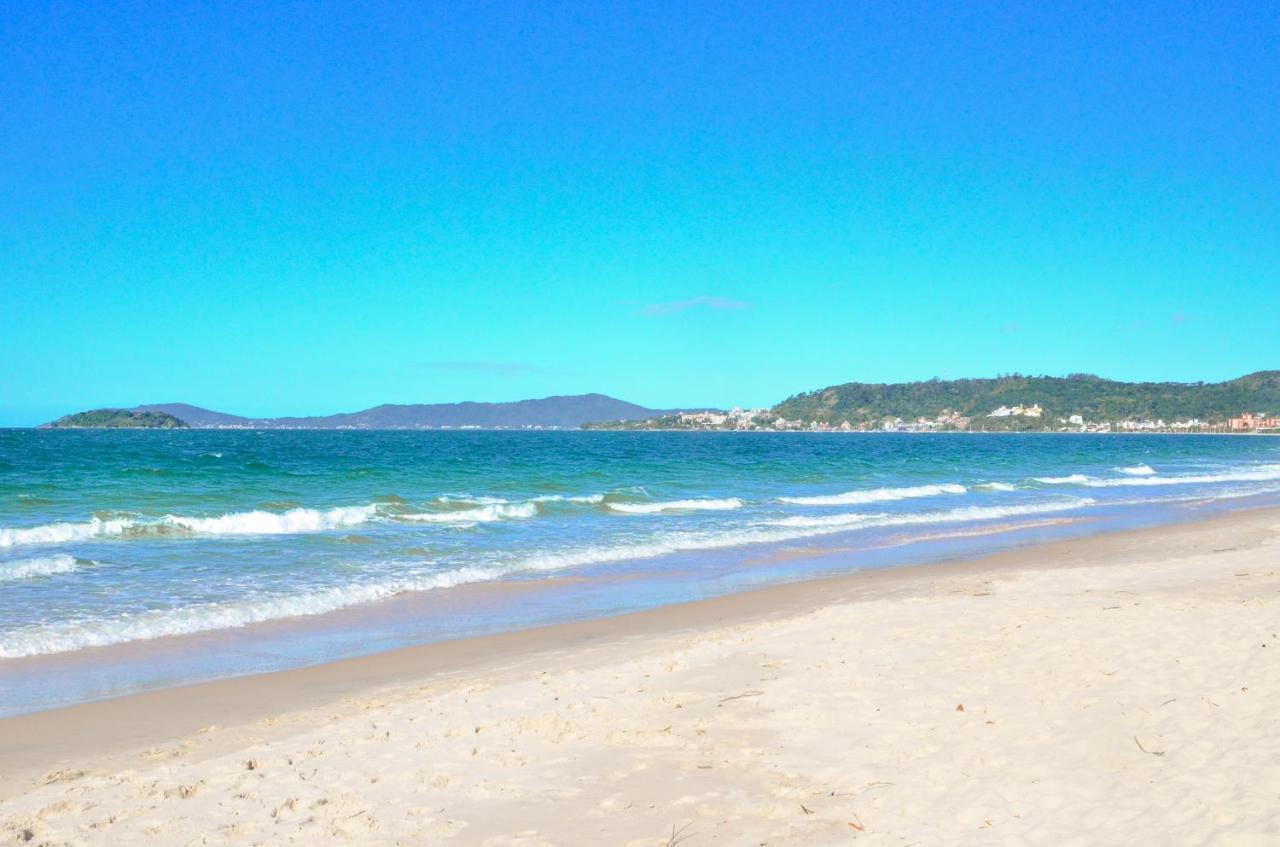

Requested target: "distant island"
[
  {"left": 46, "top": 409, "right": 189, "bottom": 429},
  {"left": 44, "top": 394, "right": 682, "bottom": 430},
  {"left": 586, "top": 372, "right": 1280, "bottom": 434}
]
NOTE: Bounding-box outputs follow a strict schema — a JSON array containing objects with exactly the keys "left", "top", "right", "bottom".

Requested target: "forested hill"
[
  {"left": 771, "top": 372, "right": 1280, "bottom": 426},
  {"left": 44, "top": 409, "right": 189, "bottom": 429}
]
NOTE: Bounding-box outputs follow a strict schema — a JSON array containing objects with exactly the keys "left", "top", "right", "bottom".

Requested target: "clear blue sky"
[{"left": 2, "top": 1, "right": 1276, "bottom": 425}]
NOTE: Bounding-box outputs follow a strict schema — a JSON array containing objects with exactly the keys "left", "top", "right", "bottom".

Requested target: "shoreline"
[
  {"left": 16, "top": 426, "right": 1280, "bottom": 434},
  {"left": 3, "top": 502, "right": 1277, "bottom": 791},
  {"left": 3, "top": 503, "right": 1278, "bottom": 843}
]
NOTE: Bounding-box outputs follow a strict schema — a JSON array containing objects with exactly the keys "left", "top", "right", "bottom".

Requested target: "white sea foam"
[
  {"left": 400, "top": 502, "right": 540, "bottom": 523},
  {"left": 1, "top": 505, "right": 384, "bottom": 548},
  {"left": 1116, "top": 464, "right": 1157, "bottom": 476},
  {"left": 606, "top": 498, "right": 744, "bottom": 514},
  {"left": 1081, "top": 464, "right": 1280, "bottom": 488},
  {"left": 435, "top": 495, "right": 510, "bottom": 506},
  {"left": 0, "top": 496, "right": 1098, "bottom": 657},
  {"left": 163, "top": 505, "right": 380, "bottom": 535},
  {"left": 0, "top": 517, "right": 135, "bottom": 548},
  {"left": 0, "top": 554, "right": 81, "bottom": 582},
  {"left": 0, "top": 566, "right": 509, "bottom": 658},
  {"left": 976, "top": 482, "right": 1018, "bottom": 492},
  {"left": 1033, "top": 474, "right": 1090, "bottom": 485},
  {"left": 778, "top": 483, "right": 967, "bottom": 506},
  {"left": 520, "top": 498, "right": 1096, "bottom": 572},
  {"left": 530, "top": 493, "right": 606, "bottom": 504},
  {"left": 432, "top": 493, "right": 605, "bottom": 508},
  {"left": 770, "top": 498, "right": 1095, "bottom": 529}
]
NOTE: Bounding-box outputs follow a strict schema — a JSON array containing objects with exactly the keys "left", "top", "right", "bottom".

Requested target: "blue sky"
[{"left": 2, "top": 1, "right": 1276, "bottom": 425}]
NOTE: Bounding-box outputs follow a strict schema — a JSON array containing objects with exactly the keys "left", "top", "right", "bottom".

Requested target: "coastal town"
[{"left": 601, "top": 406, "right": 1280, "bottom": 434}]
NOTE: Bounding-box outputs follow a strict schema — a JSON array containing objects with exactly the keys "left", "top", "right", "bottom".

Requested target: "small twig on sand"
[
  {"left": 718, "top": 690, "right": 764, "bottom": 705},
  {"left": 1134, "top": 736, "right": 1165, "bottom": 756}
]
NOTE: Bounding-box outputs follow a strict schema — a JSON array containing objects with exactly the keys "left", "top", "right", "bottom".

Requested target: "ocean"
[{"left": 2, "top": 429, "right": 1278, "bottom": 715}]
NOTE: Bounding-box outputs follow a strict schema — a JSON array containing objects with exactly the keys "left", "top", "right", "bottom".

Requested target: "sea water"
[{"left": 2, "top": 429, "right": 1278, "bottom": 714}]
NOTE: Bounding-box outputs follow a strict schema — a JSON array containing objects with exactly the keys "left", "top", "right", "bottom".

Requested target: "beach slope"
[{"left": 2, "top": 508, "right": 1278, "bottom": 845}]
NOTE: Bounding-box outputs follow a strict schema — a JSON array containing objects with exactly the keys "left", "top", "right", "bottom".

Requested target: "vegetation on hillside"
[
  {"left": 771, "top": 372, "right": 1280, "bottom": 427},
  {"left": 46, "top": 409, "right": 189, "bottom": 429}
]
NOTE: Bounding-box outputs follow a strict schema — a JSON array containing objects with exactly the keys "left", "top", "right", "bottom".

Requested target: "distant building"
[
  {"left": 987, "top": 404, "right": 1042, "bottom": 419},
  {"left": 1230, "top": 413, "right": 1280, "bottom": 431}
]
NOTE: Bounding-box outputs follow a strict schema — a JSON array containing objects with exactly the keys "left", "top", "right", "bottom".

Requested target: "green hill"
[
  {"left": 771, "top": 372, "right": 1280, "bottom": 428},
  {"left": 46, "top": 409, "right": 190, "bottom": 429}
]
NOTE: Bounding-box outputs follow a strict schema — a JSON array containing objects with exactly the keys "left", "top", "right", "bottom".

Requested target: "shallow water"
[{"left": 2, "top": 430, "right": 1278, "bottom": 714}]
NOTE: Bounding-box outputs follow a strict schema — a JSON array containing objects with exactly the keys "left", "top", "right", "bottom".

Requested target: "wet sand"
[{"left": 2, "top": 505, "right": 1278, "bottom": 845}]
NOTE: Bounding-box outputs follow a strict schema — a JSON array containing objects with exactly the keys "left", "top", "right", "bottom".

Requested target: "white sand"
[{"left": 2, "top": 508, "right": 1278, "bottom": 845}]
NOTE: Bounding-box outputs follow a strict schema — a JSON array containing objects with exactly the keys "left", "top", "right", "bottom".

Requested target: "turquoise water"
[{"left": 2, "top": 430, "right": 1279, "bottom": 714}]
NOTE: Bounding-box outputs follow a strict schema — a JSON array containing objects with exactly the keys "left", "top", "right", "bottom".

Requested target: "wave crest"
[
  {"left": 0, "top": 497, "right": 1097, "bottom": 657},
  {"left": 0, "top": 505, "right": 383, "bottom": 548},
  {"left": 163, "top": 505, "right": 379, "bottom": 536},
  {"left": 1083, "top": 464, "right": 1280, "bottom": 488},
  {"left": 0, "top": 517, "right": 134, "bottom": 548},
  {"left": 606, "top": 498, "right": 744, "bottom": 514},
  {"left": 400, "top": 502, "right": 540, "bottom": 523},
  {"left": 771, "top": 498, "right": 1094, "bottom": 529},
  {"left": 531, "top": 493, "right": 606, "bottom": 504},
  {"left": 778, "top": 483, "right": 967, "bottom": 506},
  {"left": 0, "top": 554, "right": 82, "bottom": 582}
]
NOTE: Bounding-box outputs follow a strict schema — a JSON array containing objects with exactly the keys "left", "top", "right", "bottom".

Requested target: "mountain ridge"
[{"left": 122, "top": 394, "right": 680, "bottom": 429}]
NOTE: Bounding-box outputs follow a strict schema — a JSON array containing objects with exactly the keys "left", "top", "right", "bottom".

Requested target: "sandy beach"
[{"left": 2, "top": 506, "right": 1278, "bottom": 846}]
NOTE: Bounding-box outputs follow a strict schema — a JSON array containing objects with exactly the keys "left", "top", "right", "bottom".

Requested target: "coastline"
[
  {"left": 3, "top": 502, "right": 1279, "bottom": 844},
  {"left": 17, "top": 425, "right": 1280, "bottom": 433}
]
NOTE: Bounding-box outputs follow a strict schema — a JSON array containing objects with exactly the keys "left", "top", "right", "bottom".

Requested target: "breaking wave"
[
  {"left": 769, "top": 498, "right": 1095, "bottom": 529},
  {"left": 434, "top": 494, "right": 510, "bottom": 506},
  {"left": 778, "top": 483, "right": 967, "bottom": 506},
  {"left": 0, "top": 517, "right": 135, "bottom": 548},
  {"left": 434, "top": 493, "right": 605, "bottom": 507},
  {"left": 606, "top": 498, "right": 744, "bottom": 514},
  {"left": 0, "top": 496, "right": 1098, "bottom": 657},
  {"left": 531, "top": 493, "right": 606, "bottom": 504},
  {"left": 163, "top": 505, "right": 380, "bottom": 535},
  {"left": 0, "top": 554, "right": 82, "bottom": 582},
  {"left": 1029, "top": 464, "right": 1280, "bottom": 489},
  {"left": 400, "top": 502, "right": 540, "bottom": 523},
  {"left": 1082, "top": 464, "right": 1280, "bottom": 488},
  {"left": 976, "top": 482, "right": 1018, "bottom": 492},
  {"left": 1116, "top": 464, "right": 1157, "bottom": 476},
  {"left": 0, "top": 505, "right": 383, "bottom": 547}
]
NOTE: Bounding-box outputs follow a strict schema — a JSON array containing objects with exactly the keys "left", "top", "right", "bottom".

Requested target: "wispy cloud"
[
  {"left": 639, "top": 296, "right": 752, "bottom": 317},
  {"left": 422, "top": 361, "right": 577, "bottom": 377}
]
